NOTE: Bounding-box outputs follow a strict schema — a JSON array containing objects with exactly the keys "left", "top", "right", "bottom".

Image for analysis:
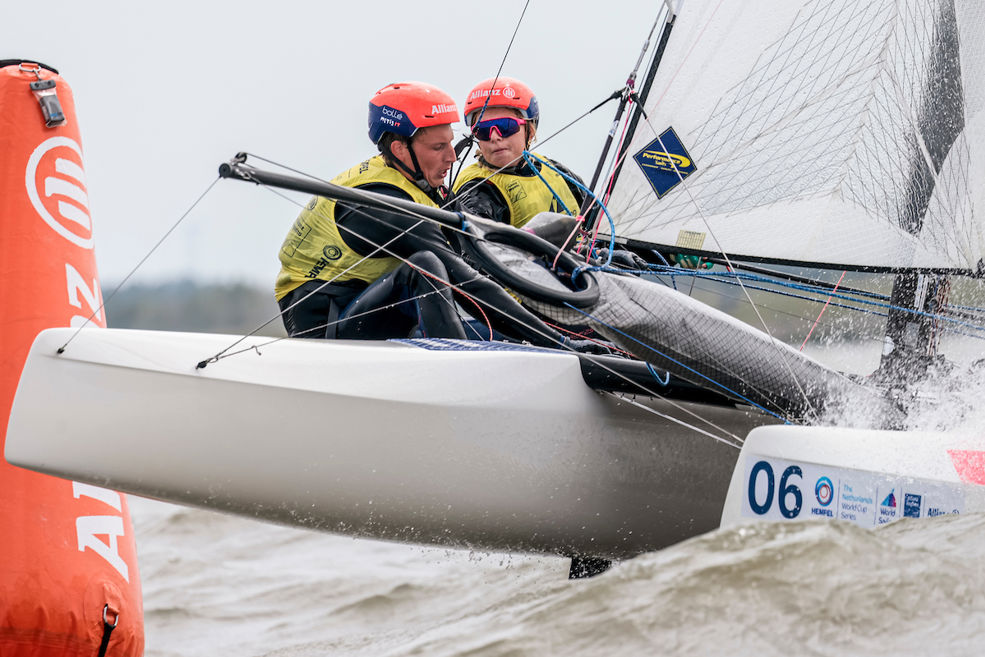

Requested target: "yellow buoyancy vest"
[
  {"left": 275, "top": 156, "right": 438, "bottom": 300},
  {"left": 452, "top": 153, "right": 579, "bottom": 228}
]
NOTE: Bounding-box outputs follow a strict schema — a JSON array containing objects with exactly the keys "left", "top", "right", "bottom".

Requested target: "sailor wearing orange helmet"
[
  {"left": 274, "top": 81, "right": 570, "bottom": 346},
  {"left": 452, "top": 77, "right": 585, "bottom": 229}
]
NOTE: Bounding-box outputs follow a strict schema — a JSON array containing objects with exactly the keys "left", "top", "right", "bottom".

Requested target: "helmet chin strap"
[{"left": 384, "top": 137, "right": 434, "bottom": 194}]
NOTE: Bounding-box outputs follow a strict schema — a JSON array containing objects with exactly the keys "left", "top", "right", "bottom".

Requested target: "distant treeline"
[
  {"left": 104, "top": 279, "right": 287, "bottom": 337},
  {"left": 100, "top": 272, "right": 899, "bottom": 345},
  {"left": 103, "top": 266, "right": 978, "bottom": 353}
]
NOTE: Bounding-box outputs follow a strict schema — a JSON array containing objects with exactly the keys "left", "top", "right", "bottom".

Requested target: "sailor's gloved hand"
[
  {"left": 524, "top": 212, "right": 584, "bottom": 249},
  {"left": 562, "top": 337, "right": 615, "bottom": 355},
  {"left": 596, "top": 248, "right": 649, "bottom": 270},
  {"left": 670, "top": 253, "right": 713, "bottom": 269}
]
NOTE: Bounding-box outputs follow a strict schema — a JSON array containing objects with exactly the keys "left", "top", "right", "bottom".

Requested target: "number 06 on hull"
[{"left": 721, "top": 426, "right": 985, "bottom": 531}]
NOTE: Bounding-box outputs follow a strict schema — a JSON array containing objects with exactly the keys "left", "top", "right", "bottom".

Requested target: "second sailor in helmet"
[{"left": 452, "top": 77, "right": 586, "bottom": 229}]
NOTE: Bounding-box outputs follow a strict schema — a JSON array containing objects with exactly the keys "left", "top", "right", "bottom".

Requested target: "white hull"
[
  {"left": 722, "top": 426, "right": 985, "bottom": 529},
  {"left": 6, "top": 328, "right": 772, "bottom": 559}
]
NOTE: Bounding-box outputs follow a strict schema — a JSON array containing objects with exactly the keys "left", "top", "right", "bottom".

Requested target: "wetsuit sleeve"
[
  {"left": 334, "top": 183, "right": 450, "bottom": 259},
  {"left": 450, "top": 180, "right": 512, "bottom": 225},
  {"left": 336, "top": 183, "right": 565, "bottom": 347}
]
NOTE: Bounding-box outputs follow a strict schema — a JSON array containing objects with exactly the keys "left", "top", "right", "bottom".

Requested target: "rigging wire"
[
  {"left": 609, "top": 393, "right": 744, "bottom": 450},
  {"left": 561, "top": 302, "right": 793, "bottom": 423},
  {"left": 629, "top": 103, "right": 825, "bottom": 419},
  {"left": 448, "top": 93, "right": 621, "bottom": 214},
  {"left": 82, "top": 0, "right": 893, "bottom": 445},
  {"left": 68, "top": 143, "right": 776, "bottom": 446},
  {"left": 519, "top": 151, "right": 574, "bottom": 216},
  {"left": 577, "top": 6, "right": 666, "bottom": 215},
  {"left": 191, "top": 0, "right": 817, "bottom": 439},
  {"left": 200, "top": 220, "right": 749, "bottom": 442},
  {"left": 582, "top": 0, "right": 840, "bottom": 414},
  {"left": 636, "top": 267, "right": 985, "bottom": 354},
  {"left": 57, "top": 176, "right": 221, "bottom": 354},
  {"left": 520, "top": 150, "right": 618, "bottom": 270},
  {"left": 200, "top": 159, "right": 754, "bottom": 442},
  {"left": 656, "top": 267, "right": 985, "bottom": 338},
  {"left": 67, "top": 2, "right": 984, "bottom": 455},
  {"left": 196, "top": 186, "right": 483, "bottom": 366},
  {"left": 449, "top": 0, "right": 531, "bottom": 188}
]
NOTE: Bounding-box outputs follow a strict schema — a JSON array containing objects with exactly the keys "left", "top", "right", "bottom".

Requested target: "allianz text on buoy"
[{"left": 0, "top": 59, "right": 144, "bottom": 657}]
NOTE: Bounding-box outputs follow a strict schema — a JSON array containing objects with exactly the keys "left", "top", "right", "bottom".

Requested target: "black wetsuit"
[
  {"left": 452, "top": 159, "right": 586, "bottom": 226},
  {"left": 278, "top": 183, "right": 566, "bottom": 347}
]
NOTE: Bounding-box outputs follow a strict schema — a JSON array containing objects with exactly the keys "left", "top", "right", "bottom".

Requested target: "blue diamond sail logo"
[{"left": 632, "top": 127, "right": 697, "bottom": 199}]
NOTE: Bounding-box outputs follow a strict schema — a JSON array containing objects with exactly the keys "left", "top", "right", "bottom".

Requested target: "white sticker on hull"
[{"left": 741, "top": 455, "right": 965, "bottom": 529}]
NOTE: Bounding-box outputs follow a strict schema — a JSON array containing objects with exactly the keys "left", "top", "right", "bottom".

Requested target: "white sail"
[{"left": 606, "top": 0, "right": 985, "bottom": 272}]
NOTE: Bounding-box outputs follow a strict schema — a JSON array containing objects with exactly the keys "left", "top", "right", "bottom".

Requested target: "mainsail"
[{"left": 606, "top": 0, "right": 985, "bottom": 273}]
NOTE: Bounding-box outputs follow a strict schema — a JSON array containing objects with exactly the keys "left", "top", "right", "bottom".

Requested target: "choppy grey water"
[
  {"left": 132, "top": 339, "right": 985, "bottom": 656},
  {"left": 132, "top": 496, "right": 985, "bottom": 657}
]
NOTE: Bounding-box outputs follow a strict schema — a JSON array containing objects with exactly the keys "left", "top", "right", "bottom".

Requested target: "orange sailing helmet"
[
  {"left": 463, "top": 77, "right": 540, "bottom": 128},
  {"left": 368, "top": 81, "right": 459, "bottom": 144}
]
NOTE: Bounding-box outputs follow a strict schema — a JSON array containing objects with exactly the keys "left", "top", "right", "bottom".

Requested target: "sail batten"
[{"left": 607, "top": 0, "right": 985, "bottom": 273}]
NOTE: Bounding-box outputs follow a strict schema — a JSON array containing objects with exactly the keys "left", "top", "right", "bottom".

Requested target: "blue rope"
[
  {"left": 522, "top": 151, "right": 618, "bottom": 271},
  {"left": 649, "top": 250, "right": 678, "bottom": 290},
  {"left": 629, "top": 265, "right": 985, "bottom": 339},
  {"left": 562, "top": 302, "right": 791, "bottom": 423},
  {"left": 522, "top": 152, "right": 985, "bottom": 349},
  {"left": 645, "top": 362, "right": 671, "bottom": 386},
  {"left": 649, "top": 250, "right": 672, "bottom": 267},
  {"left": 947, "top": 301, "right": 985, "bottom": 315},
  {"left": 520, "top": 152, "right": 574, "bottom": 216},
  {"left": 643, "top": 266, "right": 889, "bottom": 300}
]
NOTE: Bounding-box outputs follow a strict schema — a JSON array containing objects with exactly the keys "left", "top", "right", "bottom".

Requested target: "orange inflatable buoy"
[{"left": 0, "top": 60, "right": 144, "bottom": 656}]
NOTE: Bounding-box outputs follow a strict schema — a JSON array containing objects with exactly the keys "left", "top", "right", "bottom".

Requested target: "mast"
[
  {"left": 582, "top": 2, "right": 679, "bottom": 230},
  {"left": 876, "top": 0, "right": 965, "bottom": 384},
  {"left": 878, "top": 273, "right": 950, "bottom": 385}
]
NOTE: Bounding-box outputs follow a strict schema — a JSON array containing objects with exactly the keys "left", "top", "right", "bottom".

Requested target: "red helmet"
[
  {"left": 463, "top": 77, "right": 539, "bottom": 128},
  {"left": 368, "top": 81, "right": 459, "bottom": 144}
]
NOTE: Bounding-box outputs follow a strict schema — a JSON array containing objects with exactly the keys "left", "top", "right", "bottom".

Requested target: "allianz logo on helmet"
[
  {"left": 468, "top": 88, "right": 507, "bottom": 101},
  {"left": 431, "top": 103, "right": 457, "bottom": 115}
]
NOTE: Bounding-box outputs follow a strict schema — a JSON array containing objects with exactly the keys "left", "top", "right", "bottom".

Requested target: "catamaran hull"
[
  {"left": 6, "top": 328, "right": 772, "bottom": 559},
  {"left": 720, "top": 425, "right": 985, "bottom": 530}
]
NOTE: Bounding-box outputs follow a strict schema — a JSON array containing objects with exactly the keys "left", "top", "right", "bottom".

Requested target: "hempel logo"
[{"left": 25, "top": 136, "right": 93, "bottom": 249}]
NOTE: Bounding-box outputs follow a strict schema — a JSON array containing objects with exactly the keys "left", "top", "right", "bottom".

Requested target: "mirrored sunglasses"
[{"left": 472, "top": 117, "right": 527, "bottom": 141}]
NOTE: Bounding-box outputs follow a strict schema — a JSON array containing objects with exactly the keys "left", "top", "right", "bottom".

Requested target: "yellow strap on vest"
[
  {"left": 275, "top": 156, "right": 437, "bottom": 300},
  {"left": 453, "top": 154, "right": 579, "bottom": 228}
]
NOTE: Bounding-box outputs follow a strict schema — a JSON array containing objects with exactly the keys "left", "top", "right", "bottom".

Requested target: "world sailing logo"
[
  {"left": 25, "top": 136, "right": 93, "bottom": 249},
  {"left": 877, "top": 488, "right": 898, "bottom": 524},
  {"left": 633, "top": 126, "right": 697, "bottom": 199},
  {"left": 881, "top": 489, "right": 897, "bottom": 508}
]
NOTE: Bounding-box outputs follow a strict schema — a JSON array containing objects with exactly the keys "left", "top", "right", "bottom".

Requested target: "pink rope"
[
  {"left": 799, "top": 271, "right": 846, "bottom": 351},
  {"left": 551, "top": 216, "right": 586, "bottom": 270},
  {"left": 585, "top": 98, "right": 635, "bottom": 257}
]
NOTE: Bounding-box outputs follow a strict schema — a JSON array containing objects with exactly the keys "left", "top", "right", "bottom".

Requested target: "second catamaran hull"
[{"left": 6, "top": 328, "right": 773, "bottom": 559}]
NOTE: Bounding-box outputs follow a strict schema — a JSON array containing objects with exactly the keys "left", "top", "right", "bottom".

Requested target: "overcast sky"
[{"left": 4, "top": 0, "right": 666, "bottom": 288}]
